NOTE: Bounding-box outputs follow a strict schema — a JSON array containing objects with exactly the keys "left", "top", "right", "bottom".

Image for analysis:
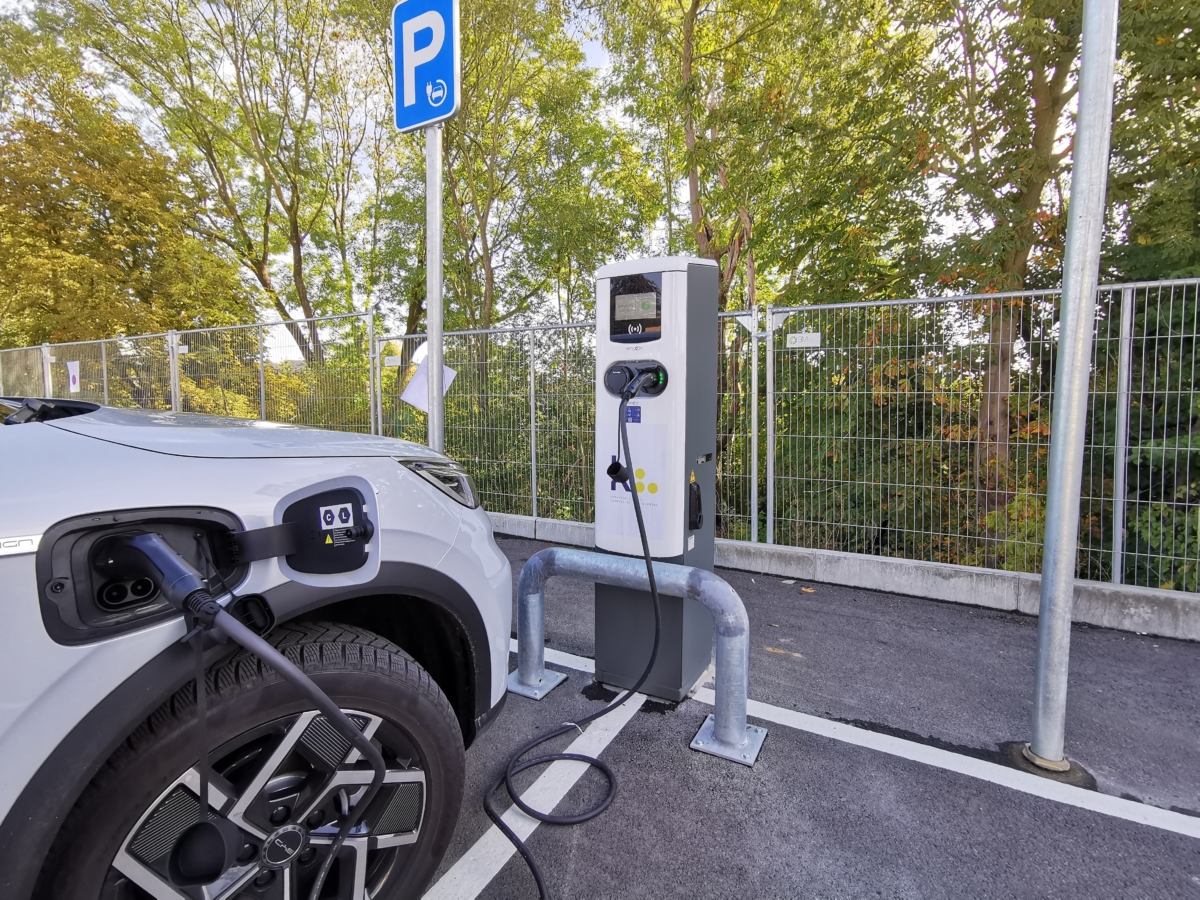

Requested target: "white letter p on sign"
[{"left": 402, "top": 11, "right": 445, "bottom": 107}]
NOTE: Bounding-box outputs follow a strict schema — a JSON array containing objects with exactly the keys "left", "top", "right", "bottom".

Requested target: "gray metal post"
[
  {"left": 510, "top": 547, "right": 767, "bottom": 766},
  {"left": 167, "top": 331, "right": 181, "bottom": 412},
  {"left": 1028, "top": 0, "right": 1120, "bottom": 770},
  {"left": 1110, "top": 287, "right": 1134, "bottom": 585},
  {"left": 529, "top": 331, "right": 538, "bottom": 519},
  {"left": 425, "top": 125, "right": 445, "bottom": 453},
  {"left": 765, "top": 307, "right": 775, "bottom": 545},
  {"left": 100, "top": 340, "right": 109, "bottom": 406},
  {"left": 750, "top": 307, "right": 760, "bottom": 542},
  {"left": 258, "top": 325, "right": 267, "bottom": 420},
  {"left": 367, "top": 311, "right": 377, "bottom": 435},
  {"left": 41, "top": 343, "right": 53, "bottom": 396},
  {"left": 0, "top": 350, "right": 5, "bottom": 396}
]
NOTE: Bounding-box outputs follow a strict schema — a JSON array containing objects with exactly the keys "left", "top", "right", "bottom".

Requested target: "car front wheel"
[{"left": 37, "top": 620, "right": 466, "bottom": 900}]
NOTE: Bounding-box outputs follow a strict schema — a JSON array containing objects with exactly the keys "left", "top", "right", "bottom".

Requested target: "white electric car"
[{"left": 0, "top": 397, "right": 512, "bottom": 900}]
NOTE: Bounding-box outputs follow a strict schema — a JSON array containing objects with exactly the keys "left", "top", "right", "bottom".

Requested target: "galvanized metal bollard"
[{"left": 508, "top": 547, "right": 767, "bottom": 766}]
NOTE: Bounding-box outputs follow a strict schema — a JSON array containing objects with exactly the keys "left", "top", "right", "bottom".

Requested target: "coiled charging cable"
[{"left": 485, "top": 372, "right": 663, "bottom": 899}]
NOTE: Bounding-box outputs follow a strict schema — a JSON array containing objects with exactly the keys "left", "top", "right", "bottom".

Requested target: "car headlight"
[{"left": 395, "top": 457, "right": 480, "bottom": 509}]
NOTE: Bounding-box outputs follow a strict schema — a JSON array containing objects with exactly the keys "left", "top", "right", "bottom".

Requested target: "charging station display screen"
[
  {"left": 610, "top": 273, "right": 662, "bottom": 342},
  {"left": 615, "top": 292, "right": 656, "bottom": 321}
]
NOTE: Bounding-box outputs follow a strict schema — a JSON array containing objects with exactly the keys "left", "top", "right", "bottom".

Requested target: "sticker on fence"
[
  {"left": 66, "top": 361, "right": 80, "bottom": 393},
  {"left": 400, "top": 342, "right": 457, "bottom": 414},
  {"left": 786, "top": 332, "right": 821, "bottom": 349}
]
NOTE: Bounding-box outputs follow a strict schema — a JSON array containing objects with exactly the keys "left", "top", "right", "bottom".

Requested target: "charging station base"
[
  {"left": 507, "top": 667, "right": 568, "bottom": 700},
  {"left": 690, "top": 715, "right": 767, "bottom": 766}
]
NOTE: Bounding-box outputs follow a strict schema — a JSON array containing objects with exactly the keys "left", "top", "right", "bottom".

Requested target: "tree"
[
  {"left": 912, "top": 2, "right": 1084, "bottom": 524},
  {"left": 0, "top": 15, "right": 252, "bottom": 347},
  {"left": 440, "top": 0, "right": 641, "bottom": 331},
  {"left": 1105, "top": 0, "right": 1200, "bottom": 280},
  {"left": 74, "top": 0, "right": 387, "bottom": 360}
]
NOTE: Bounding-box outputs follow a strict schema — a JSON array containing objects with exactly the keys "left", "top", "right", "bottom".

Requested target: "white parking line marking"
[
  {"left": 521, "top": 642, "right": 1200, "bottom": 842},
  {"left": 693, "top": 688, "right": 1200, "bottom": 840},
  {"left": 423, "top": 689, "right": 645, "bottom": 900},
  {"left": 510, "top": 638, "right": 595, "bottom": 674}
]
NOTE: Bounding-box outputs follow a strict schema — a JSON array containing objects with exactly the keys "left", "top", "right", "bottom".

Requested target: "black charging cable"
[
  {"left": 485, "top": 371, "right": 663, "bottom": 899},
  {"left": 112, "top": 532, "right": 386, "bottom": 900}
]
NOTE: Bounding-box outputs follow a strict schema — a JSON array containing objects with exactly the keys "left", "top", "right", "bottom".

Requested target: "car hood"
[{"left": 45, "top": 407, "right": 445, "bottom": 460}]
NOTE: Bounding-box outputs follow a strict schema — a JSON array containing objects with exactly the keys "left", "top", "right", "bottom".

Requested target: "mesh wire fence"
[
  {"left": 717, "top": 312, "right": 758, "bottom": 541},
  {"left": 176, "top": 324, "right": 263, "bottom": 419},
  {"left": 104, "top": 334, "right": 173, "bottom": 409},
  {"left": 0, "top": 346, "right": 47, "bottom": 397},
  {"left": 378, "top": 325, "right": 595, "bottom": 519},
  {"left": 768, "top": 293, "right": 1059, "bottom": 570},
  {"left": 1081, "top": 280, "right": 1200, "bottom": 591},
  {"left": 6, "top": 278, "right": 1198, "bottom": 591},
  {"left": 46, "top": 340, "right": 109, "bottom": 403},
  {"left": 531, "top": 325, "right": 595, "bottom": 522},
  {"left": 259, "top": 316, "right": 373, "bottom": 433}
]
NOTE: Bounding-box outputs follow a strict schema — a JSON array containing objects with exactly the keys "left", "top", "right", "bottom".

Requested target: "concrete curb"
[{"left": 487, "top": 513, "right": 1199, "bottom": 642}]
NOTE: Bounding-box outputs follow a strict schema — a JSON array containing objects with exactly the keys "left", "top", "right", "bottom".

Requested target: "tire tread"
[{"left": 36, "top": 619, "right": 461, "bottom": 899}]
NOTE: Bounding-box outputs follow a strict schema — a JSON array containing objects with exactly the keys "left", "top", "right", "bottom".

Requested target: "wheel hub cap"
[{"left": 260, "top": 824, "right": 307, "bottom": 869}]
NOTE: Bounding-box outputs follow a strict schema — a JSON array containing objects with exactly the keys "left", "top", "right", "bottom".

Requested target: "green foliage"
[
  {"left": 1105, "top": 1, "right": 1200, "bottom": 279},
  {"left": 0, "top": 15, "right": 253, "bottom": 347},
  {"left": 1128, "top": 502, "right": 1199, "bottom": 591},
  {"left": 771, "top": 301, "right": 1054, "bottom": 567}
]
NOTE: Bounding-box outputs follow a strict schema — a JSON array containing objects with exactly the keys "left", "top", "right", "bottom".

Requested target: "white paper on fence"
[
  {"left": 66, "top": 361, "right": 81, "bottom": 393},
  {"left": 400, "top": 358, "right": 457, "bottom": 413}
]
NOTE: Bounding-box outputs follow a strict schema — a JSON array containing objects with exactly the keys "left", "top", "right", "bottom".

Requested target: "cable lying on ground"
[{"left": 485, "top": 373, "right": 661, "bottom": 899}]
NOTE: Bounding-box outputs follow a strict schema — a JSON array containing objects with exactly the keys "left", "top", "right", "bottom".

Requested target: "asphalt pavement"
[{"left": 426, "top": 536, "right": 1200, "bottom": 899}]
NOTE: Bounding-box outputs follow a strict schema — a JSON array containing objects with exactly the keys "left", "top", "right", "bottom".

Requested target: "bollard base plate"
[
  {"left": 690, "top": 714, "right": 767, "bottom": 766},
  {"left": 507, "top": 667, "right": 568, "bottom": 701}
]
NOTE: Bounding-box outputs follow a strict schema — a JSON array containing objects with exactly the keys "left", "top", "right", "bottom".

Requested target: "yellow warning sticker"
[{"left": 325, "top": 535, "right": 333, "bottom": 545}]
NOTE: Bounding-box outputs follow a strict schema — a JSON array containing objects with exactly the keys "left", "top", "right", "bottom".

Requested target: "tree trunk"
[{"left": 972, "top": 28, "right": 1078, "bottom": 520}]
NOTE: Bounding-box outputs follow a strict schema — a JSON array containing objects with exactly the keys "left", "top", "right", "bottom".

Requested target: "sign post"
[{"left": 393, "top": 0, "right": 460, "bottom": 453}]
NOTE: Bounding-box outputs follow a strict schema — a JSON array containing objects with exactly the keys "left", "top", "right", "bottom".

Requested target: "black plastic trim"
[
  {"left": 0, "top": 561, "right": 495, "bottom": 900},
  {"left": 474, "top": 690, "right": 507, "bottom": 740}
]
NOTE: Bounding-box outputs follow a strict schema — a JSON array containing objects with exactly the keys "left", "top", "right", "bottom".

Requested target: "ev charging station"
[{"left": 593, "top": 256, "right": 719, "bottom": 701}]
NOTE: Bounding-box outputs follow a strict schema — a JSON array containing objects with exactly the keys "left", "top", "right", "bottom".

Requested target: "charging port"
[{"left": 603, "top": 361, "right": 668, "bottom": 397}]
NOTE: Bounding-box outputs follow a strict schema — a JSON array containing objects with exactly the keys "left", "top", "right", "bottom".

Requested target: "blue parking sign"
[{"left": 393, "top": 0, "right": 460, "bottom": 132}]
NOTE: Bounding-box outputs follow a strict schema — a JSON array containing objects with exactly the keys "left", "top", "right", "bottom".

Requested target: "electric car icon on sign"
[{"left": 0, "top": 396, "right": 512, "bottom": 900}]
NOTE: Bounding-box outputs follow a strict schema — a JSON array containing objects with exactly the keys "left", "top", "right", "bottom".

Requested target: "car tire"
[{"left": 36, "top": 619, "right": 465, "bottom": 900}]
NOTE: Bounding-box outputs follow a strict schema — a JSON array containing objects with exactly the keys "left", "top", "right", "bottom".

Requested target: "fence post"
[
  {"left": 167, "top": 331, "right": 180, "bottom": 412},
  {"left": 1029, "top": 0, "right": 1120, "bottom": 771},
  {"left": 258, "top": 325, "right": 267, "bottom": 420},
  {"left": 0, "top": 350, "right": 4, "bottom": 396},
  {"left": 750, "top": 306, "right": 760, "bottom": 543},
  {"left": 1110, "top": 286, "right": 1134, "bottom": 584},
  {"left": 100, "top": 340, "right": 109, "bottom": 405},
  {"left": 40, "top": 343, "right": 53, "bottom": 396},
  {"left": 529, "top": 331, "right": 538, "bottom": 520},
  {"left": 765, "top": 307, "right": 775, "bottom": 545},
  {"left": 373, "top": 316, "right": 385, "bottom": 438},
  {"left": 367, "top": 311, "right": 377, "bottom": 436}
]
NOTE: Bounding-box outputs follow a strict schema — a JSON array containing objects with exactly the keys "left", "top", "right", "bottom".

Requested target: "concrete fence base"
[{"left": 487, "top": 512, "right": 1200, "bottom": 643}]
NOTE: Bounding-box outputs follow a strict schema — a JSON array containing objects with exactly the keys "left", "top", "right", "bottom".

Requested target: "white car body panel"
[{"left": 0, "top": 410, "right": 511, "bottom": 831}]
